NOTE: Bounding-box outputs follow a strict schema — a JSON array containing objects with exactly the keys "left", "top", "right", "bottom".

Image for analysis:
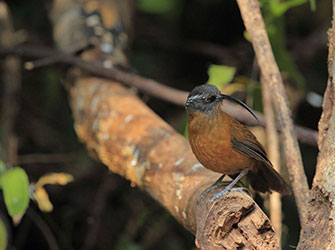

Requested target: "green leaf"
[
  {"left": 309, "top": 0, "right": 316, "bottom": 11},
  {"left": 0, "top": 216, "right": 8, "bottom": 250},
  {"left": 1, "top": 167, "right": 30, "bottom": 219},
  {"left": 207, "top": 65, "right": 236, "bottom": 89},
  {"left": 269, "top": 0, "right": 308, "bottom": 17}
]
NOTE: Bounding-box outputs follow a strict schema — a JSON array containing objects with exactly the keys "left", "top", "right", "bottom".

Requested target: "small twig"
[
  {"left": 0, "top": 45, "right": 186, "bottom": 105},
  {"left": 261, "top": 75, "right": 282, "bottom": 245},
  {"left": 24, "top": 55, "right": 64, "bottom": 70},
  {"left": 0, "top": 2, "right": 21, "bottom": 168},
  {"left": 81, "top": 174, "right": 120, "bottom": 250},
  {"left": 222, "top": 103, "right": 317, "bottom": 146},
  {"left": 0, "top": 45, "right": 318, "bottom": 147},
  {"left": 27, "top": 208, "right": 60, "bottom": 250},
  {"left": 236, "top": 0, "right": 309, "bottom": 224}
]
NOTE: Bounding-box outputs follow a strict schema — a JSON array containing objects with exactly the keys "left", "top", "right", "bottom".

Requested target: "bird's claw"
[
  {"left": 197, "top": 181, "right": 226, "bottom": 205},
  {"left": 209, "top": 186, "right": 252, "bottom": 203}
]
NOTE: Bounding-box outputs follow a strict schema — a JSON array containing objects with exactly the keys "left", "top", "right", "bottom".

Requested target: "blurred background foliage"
[{"left": 0, "top": 0, "right": 330, "bottom": 249}]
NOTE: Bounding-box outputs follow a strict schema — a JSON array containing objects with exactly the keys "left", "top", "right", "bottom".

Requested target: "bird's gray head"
[
  {"left": 185, "top": 85, "right": 222, "bottom": 114},
  {"left": 185, "top": 84, "right": 258, "bottom": 120}
]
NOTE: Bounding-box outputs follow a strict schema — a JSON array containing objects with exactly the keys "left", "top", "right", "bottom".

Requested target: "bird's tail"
[{"left": 247, "top": 163, "right": 291, "bottom": 195}]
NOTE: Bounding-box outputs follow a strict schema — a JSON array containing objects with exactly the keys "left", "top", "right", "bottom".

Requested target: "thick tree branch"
[
  {"left": 236, "top": 0, "right": 309, "bottom": 224},
  {"left": 297, "top": 2, "right": 335, "bottom": 248},
  {"left": 0, "top": 45, "right": 318, "bottom": 147},
  {"left": 68, "top": 77, "right": 279, "bottom": 249}
]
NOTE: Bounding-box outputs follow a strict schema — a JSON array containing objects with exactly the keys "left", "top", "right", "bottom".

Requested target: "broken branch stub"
[
  {"left": 68, "top": 76, "right": 279, "bottom": 249},
  {"left": 196, "top": 189, "right": 279, "bottom": 249}
]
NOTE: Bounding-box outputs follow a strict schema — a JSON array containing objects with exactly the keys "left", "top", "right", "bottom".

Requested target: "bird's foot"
[
  {"left": 209, "top": 169, "right": 250, "bottom": 203},
  {"left": 197, "top": 175, "right": 226, "bottom": 205},
  {"left": 197, "top": 183, "right": 225, "bottom": 204},
  {"left": 210, "top": 187, "right": 252, "bottom": 203}
]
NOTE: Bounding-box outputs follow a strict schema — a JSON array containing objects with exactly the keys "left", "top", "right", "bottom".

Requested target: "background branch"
[
  {"left": 26, "top": 208, "right": 60, "bottom": 250},
  {"left": 14, "top": 152, "right": 79, "bottom": 165},
  {"left": 236, "top": 0, "right": 309, "bottom": 224},
  {"left": 0, "top": 45, "right": 318, "bottom": 147},
  {"left": 0, "top": 2, "right": 21, "bottom": 168},
  {"left": 261, "top": 75, "right": 283, "bottom": 244}
]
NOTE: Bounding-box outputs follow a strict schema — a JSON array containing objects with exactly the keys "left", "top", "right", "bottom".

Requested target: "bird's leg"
[
  {"left": 197, "top": 174, "right": 226, "bottom": 204},
  {"left": 210, "top": 169, "right": 250, "bottom": 202}
]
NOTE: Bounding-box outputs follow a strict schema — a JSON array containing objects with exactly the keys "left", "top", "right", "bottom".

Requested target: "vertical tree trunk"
[{"left": 297, "top": 1, "right": 335, "bottom": 249}]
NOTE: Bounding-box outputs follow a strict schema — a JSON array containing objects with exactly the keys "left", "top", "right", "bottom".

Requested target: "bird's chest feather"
[{"left": 187, "top": 110, "right": 253, "bottom": 174}]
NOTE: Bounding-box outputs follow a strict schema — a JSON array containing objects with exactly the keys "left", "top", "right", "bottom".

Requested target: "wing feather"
[
  {"left": 230, "top": 137, "right": 291, "bottom": 194},
  {"left": 231, "top": 138, "right": 272, "bottom": 169}
]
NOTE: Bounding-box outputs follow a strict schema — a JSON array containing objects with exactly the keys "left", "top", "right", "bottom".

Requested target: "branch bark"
[
  {"left": 236, "top": 0, "right": 309, "bottom": 224},
  {"left": 297, "top": 2, "right": 335, "bottom": 248},
  {"left": 68, "top": 76, "right": 279, "bottom": 249}
]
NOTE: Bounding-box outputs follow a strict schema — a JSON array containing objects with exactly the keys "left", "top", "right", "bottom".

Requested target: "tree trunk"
[{"left": 297, "top": 2, "right": 335, "bottom": 248}]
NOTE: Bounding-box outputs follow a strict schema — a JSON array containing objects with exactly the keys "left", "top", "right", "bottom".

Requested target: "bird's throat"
[{"left": 187, "top": 107, "right": 228, "bottom": 135}]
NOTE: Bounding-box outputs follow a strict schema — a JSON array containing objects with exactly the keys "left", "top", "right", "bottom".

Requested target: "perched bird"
[{"left": 185, "top": 84, "right": 291, "bottom": 199}]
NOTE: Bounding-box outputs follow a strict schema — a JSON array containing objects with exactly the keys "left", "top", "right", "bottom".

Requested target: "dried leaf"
[
  {"left": 34, "top": 187, "right": 53, "bottom": 212},
  {"left": 35, "top": 173, "right": 74, "bottom": 189}
]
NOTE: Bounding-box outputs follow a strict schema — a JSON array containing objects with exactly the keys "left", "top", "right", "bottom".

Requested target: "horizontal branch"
[
  {"left": 0, "top": 45, "right": 317, "bottom": 146},
  {"left": 69, "top": 77, "right": 279, "bottom": 249}
]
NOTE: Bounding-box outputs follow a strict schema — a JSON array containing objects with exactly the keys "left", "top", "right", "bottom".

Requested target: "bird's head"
[{"left": 185, "top": 84, "right": 258, "bottom": 120}]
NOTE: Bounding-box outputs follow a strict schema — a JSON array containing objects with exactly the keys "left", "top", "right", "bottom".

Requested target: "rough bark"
[
  {"left": 297, "top": 2, "right": 335, "bottom": 249},
  {"left": 68, "top": 76, "right": 279, "bottom": 249},
  {"left": 196, "top": 191, "right": 279, "bottom": 249}
]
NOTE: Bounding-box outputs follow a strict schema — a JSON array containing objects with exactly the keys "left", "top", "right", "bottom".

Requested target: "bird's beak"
[{"left": 218, "top": 94, "right": 258, "bottom": 121}]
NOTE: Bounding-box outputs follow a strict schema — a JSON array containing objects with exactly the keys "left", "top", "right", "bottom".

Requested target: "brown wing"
[
  {"left": 229, "top": 118, "right": 272, "bottom": 168},
  {"left": 231, "top": 138, "right": 272, "bottom": 169},
  {"left": 229, "top": 120, "right": 291, "bottom": 195}
]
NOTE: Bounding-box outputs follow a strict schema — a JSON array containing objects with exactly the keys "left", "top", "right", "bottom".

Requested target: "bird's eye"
[{"left": 204, "top": 95, "right": 216, "bottom": 103}]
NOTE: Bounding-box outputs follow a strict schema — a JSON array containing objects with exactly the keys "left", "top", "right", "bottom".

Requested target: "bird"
[{"left": 185, "top": 84, "right": 291, "bottom": 200}]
